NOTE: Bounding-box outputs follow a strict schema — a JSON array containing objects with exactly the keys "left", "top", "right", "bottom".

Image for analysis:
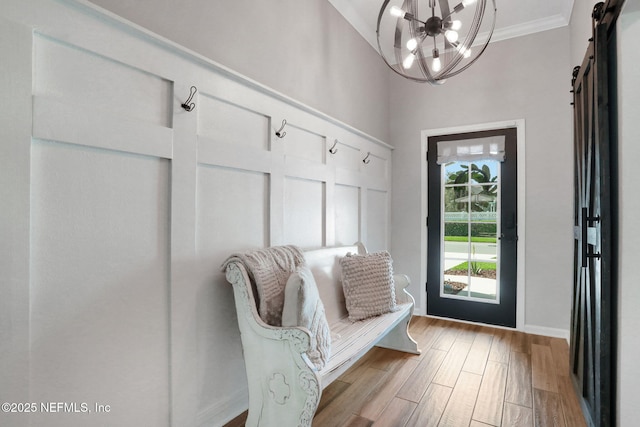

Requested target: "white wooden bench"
[{"left": 223, "top": 243, "right": 420, "bottom": 427}]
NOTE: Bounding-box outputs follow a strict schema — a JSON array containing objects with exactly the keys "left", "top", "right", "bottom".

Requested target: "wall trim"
[
  {"left": 197, "top": 387, "right": 248, "bottom": 427},
  {"left": 524, "top": 324, "right": 570, "bottom": 342},
  {"left": 59, "top": 0, "right": 392, "bottom": 151},
  {"left": 419, "top": 119, "right": 526, "bottom": 331},
  {"left": 421, "top": 315, "right": 570, "bottom": 343}
]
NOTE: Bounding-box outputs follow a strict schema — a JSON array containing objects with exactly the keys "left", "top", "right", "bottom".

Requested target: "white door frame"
[{"left": 421, "top": 119, "right": 526, "bottom": 330}]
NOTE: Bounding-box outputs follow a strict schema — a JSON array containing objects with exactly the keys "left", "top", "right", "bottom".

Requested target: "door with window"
[{"left": 427, "top": 128, "right": 517, "bottom": 327}]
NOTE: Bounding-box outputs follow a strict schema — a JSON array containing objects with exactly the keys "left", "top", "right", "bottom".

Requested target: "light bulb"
[
  {"left": 403, "top": 53, "right": 415, "bottom": 69},
  {"left": 432, "top": 57, "right": 442, "bottom": 72},
  {"left": 445, "top": 30, "right": 459, "bottom": 43},
  {"left": 451, "top": 20, "right": 462, "bottom": 31},
  {"left": 390, "top": 6, "right": 405, "bottom": 18},
  {"left": 462, "top": 0, "right": 477, "bottom": 7},
  {"left": 406, "top": 38, "right": 418, "bottom": 51}
]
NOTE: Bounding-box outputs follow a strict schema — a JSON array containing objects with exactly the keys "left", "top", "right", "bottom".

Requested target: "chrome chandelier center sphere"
[
  {"left": 424, "top": 16, "right": 443, "bottom": 37},
  {"left": 376, "top": 0, "right": 497, "bottom": 85}
]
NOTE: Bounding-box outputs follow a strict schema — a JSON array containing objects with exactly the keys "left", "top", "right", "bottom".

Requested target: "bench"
[{"left": 223, "top": 243, "right": 420, "bottom": 427}]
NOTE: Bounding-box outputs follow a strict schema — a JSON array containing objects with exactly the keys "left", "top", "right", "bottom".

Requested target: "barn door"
[{"left": 571, "top": 2, "right": 621, "bottom": 426}]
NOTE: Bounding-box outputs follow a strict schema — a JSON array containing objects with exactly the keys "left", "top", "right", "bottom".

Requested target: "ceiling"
[{"left": 328, "top": 0, "right": 575, "bottom": 51}]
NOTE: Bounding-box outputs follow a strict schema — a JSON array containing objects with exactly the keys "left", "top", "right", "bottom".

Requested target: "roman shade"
[{"left": 436, "top": 136, "right": 505, "bottom": 164}]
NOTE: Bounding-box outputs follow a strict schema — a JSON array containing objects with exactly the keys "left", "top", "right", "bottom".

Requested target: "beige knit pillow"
[{"left": 339, "top": 251, "right": 398, "bottom": 322}]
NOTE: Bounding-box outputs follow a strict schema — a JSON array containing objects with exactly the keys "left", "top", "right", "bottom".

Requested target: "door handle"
[
  {"left": 499, "top": 233, "right": 518, "bottom": 242},
  {"left": 581, "top": 207, "right": 601, "bottom": 267}
]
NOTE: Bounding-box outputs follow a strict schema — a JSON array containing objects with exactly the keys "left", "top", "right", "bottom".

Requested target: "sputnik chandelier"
[{"left": 376, "top": 0, "right": 497, "bottom": 84}]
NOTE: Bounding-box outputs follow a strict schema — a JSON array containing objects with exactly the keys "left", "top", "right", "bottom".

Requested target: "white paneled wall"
[
  {"left": 0, "top": 1, "right": 393, "bottom": 426},
  {"left": 29, "top": 141, "right": 172, "bottom": 427}
]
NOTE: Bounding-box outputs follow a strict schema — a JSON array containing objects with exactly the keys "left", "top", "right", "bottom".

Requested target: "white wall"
[
  {"left": 0, "top": 1, "right": 393, "bottom": 426},
  {"left": 617, "top": 3, "right": 640, "bottom": 425},
  {"left": 389, "top": 28, "right": 574, "bottom": 334},
  {"left": 88, "top": 0, "right": 391, "bottom": 142},
  {"left": 570, "top": 0, "right": 599, "bottom": 68}
]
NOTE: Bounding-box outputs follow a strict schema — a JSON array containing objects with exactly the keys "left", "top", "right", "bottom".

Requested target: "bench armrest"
[
  {"left": 224, "top": 262, "right": 312, "bottom": 353},
  {"left": 393, "top": 273, "right": 415, "bottom": 306},
  {"left": 224, "top": 261, "right": 321, "bottom": 426}
]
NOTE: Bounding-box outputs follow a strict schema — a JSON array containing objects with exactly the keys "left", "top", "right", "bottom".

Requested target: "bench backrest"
[{"left": 302, "top": 244, "right": 365, "bottom": 325}]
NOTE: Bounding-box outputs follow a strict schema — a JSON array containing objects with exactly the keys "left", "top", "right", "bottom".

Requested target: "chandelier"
[{"left": 376, "top": 0, "right": 497, "bottom": 84}]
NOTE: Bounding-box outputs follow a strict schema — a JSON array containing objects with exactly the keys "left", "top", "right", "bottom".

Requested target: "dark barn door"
[{"left": 570, "top": 2, "right": 621, "bottom": 426}]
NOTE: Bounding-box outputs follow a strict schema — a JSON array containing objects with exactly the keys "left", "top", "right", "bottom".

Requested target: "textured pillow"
[
  {"left": 339, "top": 251, "right": 398, "bottom": 321},
  {"left": 282, "top": 266, "right": 331, "bottom": 370}
]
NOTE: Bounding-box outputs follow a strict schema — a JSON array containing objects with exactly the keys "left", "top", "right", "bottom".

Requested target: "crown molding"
[
  {"left": 327, "top": 0, "right": 378, "bottom": 49},
  {"left": 490, "top": 14, "right": 570, "bottom": 44}
]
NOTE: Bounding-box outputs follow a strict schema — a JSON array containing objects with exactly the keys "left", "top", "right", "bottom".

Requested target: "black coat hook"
[
  {"left": 363, "top": 152, "right": 371, "bottom": 164},
  {"left": 329, "top": 140, "right": 338, "bottom": 154},
  {"left": 275, "top": 119, "right": 287, "bottom": 138},
  {"left": 181, "top": 86, "right": 198, "bottom": 112}
]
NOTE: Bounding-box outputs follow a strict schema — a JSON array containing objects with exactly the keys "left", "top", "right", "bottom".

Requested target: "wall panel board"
[
  {"left": 282, "top": 124, "right": 326, "bottom": 164},
  {"left": 367, "top": 189, "right": 389, "bottom": 253},
  {"left": 29, "top": 140, "right": 171, "bottom": 427},
  {"left": 198, "top": 95, "right": 269, "bottom": 151},
  {"left": 335, "top": 184, "right": 360, "bottom": 246},
  {"left": 195, "top": 165, "right": 269, "bottom": 415},
  {"left": 0, "top": 2, "right": 394, "bottom": 426},
  {"left": 33, "top": 34, "right": 173, "bottom": 128},
  {"left": 284, "top": 177, "right": 325, "bottom": 248}
]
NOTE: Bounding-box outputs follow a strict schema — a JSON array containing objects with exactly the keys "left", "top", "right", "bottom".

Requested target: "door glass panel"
[
  {"left": 444, "top": 186, "right": 469, "bottom": 220},
  {"left": 441, "top": 160, "right": 500, "bottom": 302},
  {"left": 470, "top": 260, "right": 497, "bottom": 300}
]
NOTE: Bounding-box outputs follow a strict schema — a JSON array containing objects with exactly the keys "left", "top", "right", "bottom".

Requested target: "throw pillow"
[
  {"left": 339, "top": 251, "right": 397, "bottom": 321},
  {"left": 282, "top": 266, "right": 331, "bottom": 370}
]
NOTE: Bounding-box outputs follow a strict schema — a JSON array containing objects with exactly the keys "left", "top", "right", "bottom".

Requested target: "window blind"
[{"left": 436, "top": 136, "right": 505, "bottom": 164}]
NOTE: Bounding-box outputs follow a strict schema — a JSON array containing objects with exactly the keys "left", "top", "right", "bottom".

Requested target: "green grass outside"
[
  {"left": 448, "top": 261, "right": 497, "bottom": 271},
  {"left": 444, "top": 236, "right": 497, "bottom": 243}
]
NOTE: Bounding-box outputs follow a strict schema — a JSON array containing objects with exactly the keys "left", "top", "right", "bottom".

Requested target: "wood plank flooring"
[{"left": 224, "top": 316, "right": 586, "bottom": 427}]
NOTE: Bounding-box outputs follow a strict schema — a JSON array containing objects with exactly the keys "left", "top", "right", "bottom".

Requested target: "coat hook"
[
  {"left": 363, "top": 152, "right": 371, "bottom": 164},
  {"left": 329, "top": 139, "right": 338, "bottom": 154},
  {"left": 181, "top": 86, "right": 198, "bottom": 112},
  {"left": 275, "top": 119, "right": 287, "bottom": 138}
]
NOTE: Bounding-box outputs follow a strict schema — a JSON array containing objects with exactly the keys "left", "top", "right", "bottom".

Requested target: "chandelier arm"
[
  {"left": 397, "top": 0, "right": 413, "bottom": 70},
  {"left": 416, "top": 47, "right": 435, "bottom": 83},
  {"left": 464, "top": 0, "right": 485, "bottom": 47},
  {"left": 432, "top": 0, "right": 457, "bottom": 78},
  {"left": 440, "top": 0, "right": 497, "bottom": 79},
  {"left": 438, "top": 0, "right": 452, "bottom": 22},
  {"left": 442, "top": 1, "right": 467, "bottom": 20},
  {"left": 403, "top": 0, "right": 433, "bottom": 82},
  {"left": 377, "top": 0, "right": 430, "bottom": 82},
  {"left": 438, "top": 0, "right": 486, "bottom": 77},
  {"left": 438, "top": 48, "right": 464, "bottom": 76},
  {"left": 405, "top": 0, "right": 428, "bottom": 24},
  {"left": 410, "top": 1, "right": 436, "bottom": 82},
  {"left": 394, "top": 20, "right": 404, "bottom": 68}
]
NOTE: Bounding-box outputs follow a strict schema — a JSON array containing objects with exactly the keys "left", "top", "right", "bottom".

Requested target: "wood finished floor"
[{"left": 224, "top": 316, "right": 586, "bottom": 427}]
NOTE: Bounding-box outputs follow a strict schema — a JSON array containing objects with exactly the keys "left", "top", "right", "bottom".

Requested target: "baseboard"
[
  {"left": 418, "top": 314, "right": 570, "bottom": 343},
  {"left": 524, "top": 324, "right": 570, "bottom": 342},
  {"left": 422, "top": 314, "right": 518, "bottom": 332},
  {"left": 197, "top": 387, "right": 248, "bottom": 427}
]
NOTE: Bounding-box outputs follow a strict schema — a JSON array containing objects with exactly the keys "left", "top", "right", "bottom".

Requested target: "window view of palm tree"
[{"left": 441, "top": 160, "right": 499, "bottom": 301}]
